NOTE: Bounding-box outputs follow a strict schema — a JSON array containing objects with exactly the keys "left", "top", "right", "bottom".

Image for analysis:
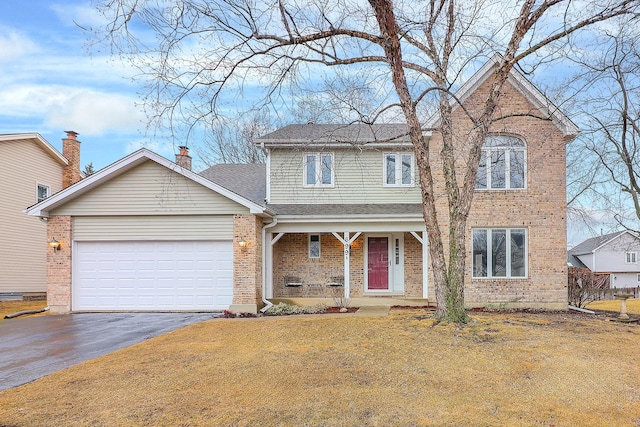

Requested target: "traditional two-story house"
[
  {"left": 27, "top": 56, "right": 576, "bottom": 313},
  {"left": 0, "top": 132, "right": 82, "bottom": 300},
  {"left": 569, "top": 231, "right": 640, "bottom": 289}
]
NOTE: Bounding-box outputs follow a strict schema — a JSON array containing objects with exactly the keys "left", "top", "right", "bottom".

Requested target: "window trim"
[
  {"left": 472, "top": 227, "right": 528, "bottom": 279},
  {"left": 303, "top": 152, "right": 334, "bottom": 188},
  {"left": 309, "top": 234, "right": 321, "bottom": 259},
  {"left": 36, "top": 183, "right": 50, "bottom": 203},
  {"left": 625, "top": 251, "right": 637, "bottom": 264},
  {"left": 475, "top": 135, "right": 527, "bottom": 190},
  {"left": 383, "top": 152, "right": 415, "bottom": 187}
]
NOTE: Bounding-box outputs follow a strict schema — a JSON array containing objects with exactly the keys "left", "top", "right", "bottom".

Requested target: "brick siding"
[{"left": 46, "top": 216, "right": 72, "bottom": 312}]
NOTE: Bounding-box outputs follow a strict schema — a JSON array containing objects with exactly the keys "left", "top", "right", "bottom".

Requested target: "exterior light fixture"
[
  {"left": 49, "top": 238, "right": 61, "bottom": 251},
  {"left": 238, "top": 238, "right": 248, "bottom": 248}
]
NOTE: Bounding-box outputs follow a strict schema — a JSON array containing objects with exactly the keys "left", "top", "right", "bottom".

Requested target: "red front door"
[{"left": 368, "top": 237, "right": 389, "bottom": 290}]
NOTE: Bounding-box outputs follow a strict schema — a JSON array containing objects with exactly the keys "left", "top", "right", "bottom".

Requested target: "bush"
[
  {"left": 568, "top": 267, "right": 610, "bottom": 308},
  {"left": 265, "top": 302, "right": 328, "bottom": 315}
]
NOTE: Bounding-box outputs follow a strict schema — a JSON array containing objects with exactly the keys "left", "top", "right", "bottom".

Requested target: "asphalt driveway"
[{"left": 0, "top": 312, "right": 217, "bottom": 391}]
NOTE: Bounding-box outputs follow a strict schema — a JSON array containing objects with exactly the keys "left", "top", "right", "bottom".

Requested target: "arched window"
[{"left": 475, "top": 135, "right": 526, "bottom": 190}]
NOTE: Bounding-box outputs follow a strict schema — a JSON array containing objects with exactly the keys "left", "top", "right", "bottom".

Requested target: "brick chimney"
[
  {"left": 175, "top": 146, "right": 192, "bottom": 170},
  {"left": 62, "top": 131, "right": 82, "bottom": 188}
]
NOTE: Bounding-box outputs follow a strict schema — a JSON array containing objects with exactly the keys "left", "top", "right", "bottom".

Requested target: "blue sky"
[
  {"left": 0, "top": 1, "right": 627, "bottom": 246},
  {"left": 0, "top": 0, "right": 177, "bottom": 170}
]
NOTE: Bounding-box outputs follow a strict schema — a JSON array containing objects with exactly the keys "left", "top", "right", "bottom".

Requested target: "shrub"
[
  {"left": 265, "top": 302, "right": 328, "bottom": 315},
  {"left": 568, "top": 267, "right": 610, "bottom": 308}
]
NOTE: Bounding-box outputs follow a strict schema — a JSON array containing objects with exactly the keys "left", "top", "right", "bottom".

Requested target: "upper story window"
[
  {"left": 472, "top": 228, "right": 527, "bottom": 278},
  {"left": 475, "top": 135, "right": 526, "bottom": 190},
  {"left": 37, "top": 184, "right": 50, "bottom": 203},
  {"left": 304, "top": 153, "right": 333, "bottom": 187},
  {"left": 626, "top": 252, "right": 637, "bottom": 264},
  {"left": 384, "top": 153, "right": 414, "bottom": 187}
]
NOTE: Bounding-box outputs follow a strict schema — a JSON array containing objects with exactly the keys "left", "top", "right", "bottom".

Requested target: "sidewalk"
[{"left": 353, "top": 306, "right": 390, "bottom": 317}]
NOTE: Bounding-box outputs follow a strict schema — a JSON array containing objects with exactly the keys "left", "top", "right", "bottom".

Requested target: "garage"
[{"left": 74, "top": 240, "right": 233, "bottom": 311}]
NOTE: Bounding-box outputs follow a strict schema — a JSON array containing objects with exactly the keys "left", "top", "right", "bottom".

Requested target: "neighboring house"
[
  {"left": 0, "top": 131, "right": 82, "bottom": 300},
  {"left": 27, "top": 56, "right": 576, "bottom": 313},
  {"left": 568, "top": 231, "right": 640, "bottom": 288}
]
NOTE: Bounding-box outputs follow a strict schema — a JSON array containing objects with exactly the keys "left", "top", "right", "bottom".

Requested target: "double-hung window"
[
  {"left": 304, "top": 153, "right": 333, "bottom": 187},
  {"left": 384, "top": 153, "right": 414, "bottom": 186},
  {"left": 475, "top": 135, "right": 526, "bottom": 190},
  {"left": 472, "top": 228, "right": 527, "bottom": 278},
  {"left": 36, "top": 183, "right": 50, "bottom": 203},
  {"left": 626, "top": 252, "right": 637, "bottom": 264}
]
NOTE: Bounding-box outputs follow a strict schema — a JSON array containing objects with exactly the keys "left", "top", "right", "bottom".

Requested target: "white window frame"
[
  {"left": 309, "top": 234, "right": 321, "bottom": 258},
  {"left": 475, "top": 135, "right": 527, "bottom": 190},
  {"left": 636, "top": 273, "right": 640, "bottom": 283},
  {"left": 383, "top": 152, "right": 415, "bottom": 187},
  {"left": 303, "top": 153, "right": 334, "bottom": 188},
  {"left": 472, "top": 228, "right": 528, "bottom": 279},
  {"left": 625, "top": 251, "right": 637, "bottom": 264},
  {"left": 36, "top": 183, "right": 50, "bottom": 203}
]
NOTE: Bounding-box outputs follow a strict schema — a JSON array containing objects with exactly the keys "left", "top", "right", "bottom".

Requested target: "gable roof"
[
  {"left": 0, "top": 133, "right": 68, "bottom": 166},
  {"left": 255, "top": 123, "right": 420, "bottom": 148},
  {"left": 25, "top": 148, "right": 268, "bottom": 217},
  {"left": 424, "top": 53, "right": 580, "bottom": 138},
  {"left": 568, "top": 231, "right": 632, "bottom": 256},
  {"left": 199, "top": 164, "right": 266, "bottom": 206}
]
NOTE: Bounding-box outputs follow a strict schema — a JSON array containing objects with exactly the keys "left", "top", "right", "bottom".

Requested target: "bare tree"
[
  {"left": 93, "top": 0, "right": 639, "bottom": 322},
  {"left": 199, "top": 112, "right": 272, "bottom": 165},
  {"left": 569, "top": 28, "right": 640, "bottom": 233}
]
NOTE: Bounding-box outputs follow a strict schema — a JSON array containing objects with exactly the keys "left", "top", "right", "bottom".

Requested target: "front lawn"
[
  {"left": 0, "top": 300, "right": 48, "bottom": 321},
  {"left": 1, "top": 308, "right": 639, "bottom": 426}
]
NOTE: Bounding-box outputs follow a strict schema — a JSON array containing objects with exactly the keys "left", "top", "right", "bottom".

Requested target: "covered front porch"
[{"left": 263, "top": 215, "right": 431, "bottom": 305}]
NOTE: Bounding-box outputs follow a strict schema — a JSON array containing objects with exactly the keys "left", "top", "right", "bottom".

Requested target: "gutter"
[{"left": 260, "top": 218, "right": 278, "bottom": 313}]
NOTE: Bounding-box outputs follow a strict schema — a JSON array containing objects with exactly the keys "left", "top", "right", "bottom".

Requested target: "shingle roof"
[
  {"left": 266, "top": 203, "right": 423, "bottom": 216},
  {"left": 199, "top": 164, "right": 266, "bottom": 205},
  {"left": 255, "top": 123, "right": 414, "bottom": 145},
  {"left": 568, "top": 231, "right": 626, "bottom": 256}
]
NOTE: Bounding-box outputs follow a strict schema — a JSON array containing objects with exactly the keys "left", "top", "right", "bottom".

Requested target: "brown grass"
[
  {"left": 587, "top": 297, "right": 640, "bottom": 314},
  {"left": 0, "top": 300, "right": 48, "bottom": 321},
  {"left": 1, "top": 308, "right": 639, "bottom": 426}
]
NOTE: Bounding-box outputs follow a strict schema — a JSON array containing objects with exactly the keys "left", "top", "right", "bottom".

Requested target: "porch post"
[
  {"left": 344, "top": 232, "right": 351, "bottom": 298},
  {"left": 410, "top": 231, "right": 429, "bottom": 299}
]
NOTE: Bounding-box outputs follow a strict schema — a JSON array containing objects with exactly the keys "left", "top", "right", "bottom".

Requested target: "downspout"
[{"left": 260, "top": 217, "right": 278, "bottom": 313}]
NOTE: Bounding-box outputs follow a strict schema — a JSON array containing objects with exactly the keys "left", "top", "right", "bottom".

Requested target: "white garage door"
[{"left": 74, "top": 241, "right": 233, "bottom": 311}]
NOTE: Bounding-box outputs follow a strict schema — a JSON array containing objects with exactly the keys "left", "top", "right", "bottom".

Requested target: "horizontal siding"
[
  {"left": 269, "top": 148, "right": 421, "bottom": 204},
  {"left": 73, "top": 215, "right": 234, "bottom": 240},
  {"left": 52, "top": 160, "right": 250, "bottom": 216},
  {"left": 0, "top": 139, "right": 63, "bottom": 293}
]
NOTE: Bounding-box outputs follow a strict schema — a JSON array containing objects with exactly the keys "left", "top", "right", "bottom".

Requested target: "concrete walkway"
[{"left": 353, "top": 306, "right": 390, "bottom": 316}]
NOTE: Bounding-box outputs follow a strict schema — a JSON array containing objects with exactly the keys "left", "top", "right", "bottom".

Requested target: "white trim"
[
  {"left": 475, "top": 135, "right": 527, "bottom": 190},
  {"left": 424, "top": 54, "right": 579, "bottom": 138},
  {"left": 625, "top": 251, "right": 637, "bottom": 264},
  {"left": 308, "top": 234, "right": 321, "bottom": 258},
  {"left": 302, "top": 152, "right": 335, "bottom": 188},
  {"left": 382, "top": 152, "right": 415, "bottom": 187},
  {"left": 25, "top": 148, "right": 268, "bottom": 217},
  {"left": 472, "top": 228, "right": 528, "bottom": 279},
  {"left": 265, "top": 149, "right": 271, "bottom": 203},
  {"left": 36, "top": 182, "right": 50, "bottom": 203},
  {"left": 0, "top": 133, "right": 68, "bottom": 166}
]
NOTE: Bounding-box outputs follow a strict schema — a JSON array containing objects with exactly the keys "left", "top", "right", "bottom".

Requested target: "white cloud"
[
  {"left": 50, "top": 3, "right": 109, "bottom": 29},
  {"left": 125, "top": 138, "right": 176, "bottom": 160},
  {"left": 0, "top": 30, "right": 39, "bottom": 61},
  {"left": 46, "top": 90, "right": 145, "bottom": 135}
]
